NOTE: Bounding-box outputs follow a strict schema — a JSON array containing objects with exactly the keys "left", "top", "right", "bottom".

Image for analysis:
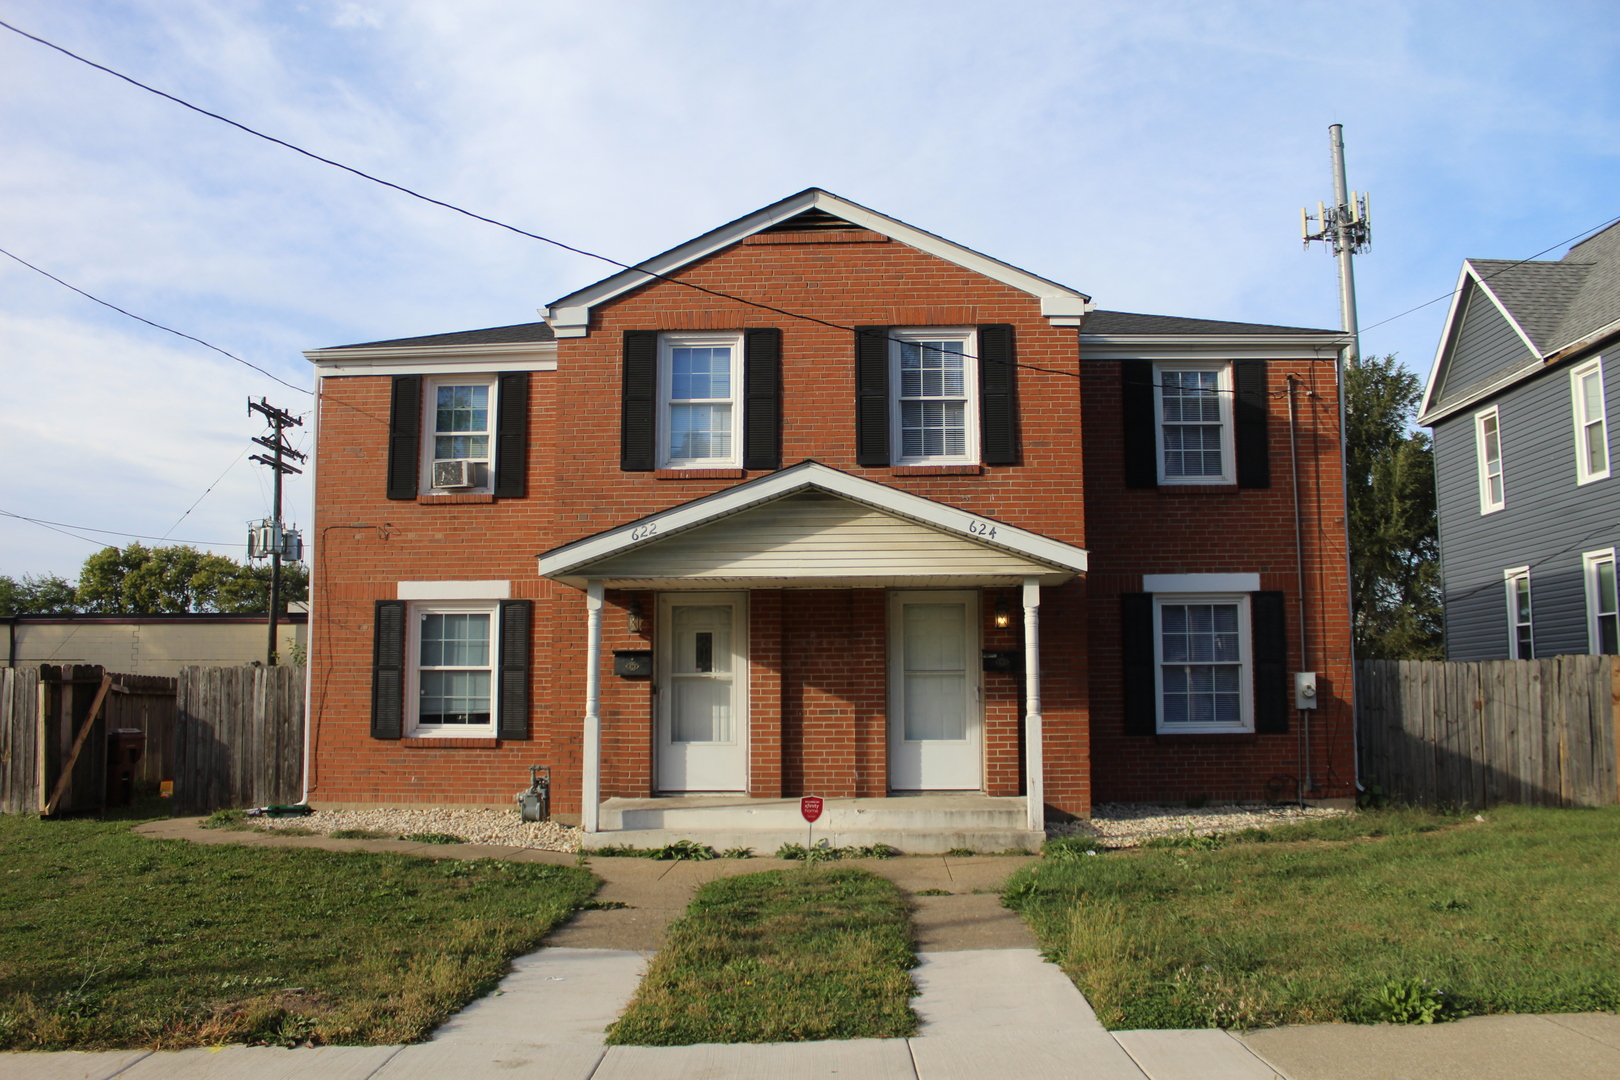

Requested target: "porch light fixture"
[
  {"left": 627, "top": 598, "right": 645, "bottom": 635},
  {"left": 994, "top": 592, "right": 1011, "bottom": 629}
]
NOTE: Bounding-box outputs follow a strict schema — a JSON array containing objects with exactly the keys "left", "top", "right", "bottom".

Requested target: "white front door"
[
  {"left": 656, "top": 593, "right": 747, "bottom": 793},
  {"left": 889, "top": 591, "right": 982, "bottom": 791}
]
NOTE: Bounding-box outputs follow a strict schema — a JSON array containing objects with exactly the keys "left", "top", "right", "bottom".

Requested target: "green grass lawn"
[
  {"left": 0, "top": 812, "right": 597, "bottom": 1050},
  {"left": 1005, "top": 805, "right": 1620, "bottom": 1031},
  {"left": 607, "top": 866, "right": 917, "bottom": 1046}
]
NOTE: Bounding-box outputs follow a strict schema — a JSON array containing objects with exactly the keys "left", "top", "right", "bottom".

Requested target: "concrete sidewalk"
[{"left": 7, "top": 819, "right": 1613, "bottom": 1079}]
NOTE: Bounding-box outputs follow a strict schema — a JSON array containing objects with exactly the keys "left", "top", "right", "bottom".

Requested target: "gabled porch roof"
[{"left": 537, "top": 461, "right": 1086, "bottom": 590}]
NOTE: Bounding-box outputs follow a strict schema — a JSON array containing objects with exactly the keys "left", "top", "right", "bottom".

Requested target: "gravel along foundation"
[
  {"left": 1050, "top": 803, "right": 1352, "bottom": 848},
  {"left": 250, "top": 807, "right": 583, "bottom": 852}
]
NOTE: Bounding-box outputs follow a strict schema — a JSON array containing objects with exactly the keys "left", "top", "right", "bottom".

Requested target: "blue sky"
[{"left": 2, "top": 0, "right": 1616, "bottom": 578}]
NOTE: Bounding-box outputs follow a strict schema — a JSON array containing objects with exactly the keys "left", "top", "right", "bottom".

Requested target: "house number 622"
[
  {"left": 967, "top": 520, "right": 998, "bottom": 539},
  {"left": 630, "top": 522, "right": 659, "bottom": 541}
]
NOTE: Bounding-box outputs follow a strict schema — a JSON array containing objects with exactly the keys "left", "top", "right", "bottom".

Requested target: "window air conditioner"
[{"left": 432, "top": 459, "right": 475, "bottom": 489}]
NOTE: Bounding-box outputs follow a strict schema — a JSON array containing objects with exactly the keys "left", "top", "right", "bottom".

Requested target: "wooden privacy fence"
[
  {"left": 1, "top": 667, "right": 42, "bottom": 814},
  {"left": 1357, "top": 656, "right": 1620, "bottom": 808},
  {"left": 173, "top": 665, "right": 305, "bottom": 816}
]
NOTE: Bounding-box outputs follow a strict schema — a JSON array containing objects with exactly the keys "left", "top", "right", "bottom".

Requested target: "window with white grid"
[
  {"left": 658, "top": 332, "right": 742, "bottom": 469},
  {"left": 890, "top": 328, "right": 978, "bottom": 465},
  {"left": 1475, "top": 406, "right": 1504, "bottom": 513},
  {"left": 1154, "top": 363, "right": 1234, "bottom": 484},
  {"left": 1154, "top": 593, "right": 1251, "bottom": 732},
  {"left": 1571, "top": 358, "right": 1610, "bottom": 485},
  {"left": 407, "top": 603, "right": 495, "bottom": 736}
]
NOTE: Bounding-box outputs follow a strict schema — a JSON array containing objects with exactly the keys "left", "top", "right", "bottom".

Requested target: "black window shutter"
[
  {"left": 387, "top": 375, "right": 422, "bottom": 500},
  {"left": 1234, "top": 359, "right": 1270, "bottom": 488},
  {"left": 621, "top": 331, "right": 658, "bottom": 471},
  {"left": 1122, "top": 361, "right": 1158, "bottom": 489},
  {"left": 978, "top": 324, "right": 1019, "bottom": 465},
  {"left": 1121, "top": 592, "right": 1157, "bottom": 736},
  {"left": 498, "top": 599, "right": 532, "bottom": 741},
  {"left": 1251, "top": 590, "right": 1289, "bottom": 734},
  {"left": 855, "top": 326, "right": 890, "bottom": 467},
  {"left": 743, "top": 328, "right": 782, "bottom": 471},
  {"left": 371, "top": 600, "right": 406, "bottom": 739},
  {"left": 493, "top": 372, "right": 529, "bottom": 498}
]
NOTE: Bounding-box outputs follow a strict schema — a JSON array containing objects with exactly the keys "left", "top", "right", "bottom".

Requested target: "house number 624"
[
  {"left": 967, "top": 520, "right": 998, "bottom": 539},
  {"left": 630, "top": 522, "right": 659, "bottom": 541}
]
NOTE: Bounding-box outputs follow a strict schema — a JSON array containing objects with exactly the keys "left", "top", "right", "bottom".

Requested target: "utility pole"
[
  {"left": 247, "top": 399, "right": 306, "bottom": 666},
  {"left": 1302, "top": 123, "right": 1372, "bottom": 365}
]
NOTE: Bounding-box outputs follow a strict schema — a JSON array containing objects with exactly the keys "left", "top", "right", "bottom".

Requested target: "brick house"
[{"left": 303, "top": 189, "right": 1355, "bottom": 851}]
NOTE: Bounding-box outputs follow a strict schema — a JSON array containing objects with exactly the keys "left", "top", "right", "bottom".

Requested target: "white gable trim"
[
  {"left": 305, "top": 341, "right": 557, "bottom": 375},
  {"left": 538, "top": 460, "right": 1087, "bottom": 586},
  {"left": 542, "top": 189, "right": 1092, "bottom": 338},
  {"left": 1419, "top": 262, "right": 1551, "bottom": 425}
]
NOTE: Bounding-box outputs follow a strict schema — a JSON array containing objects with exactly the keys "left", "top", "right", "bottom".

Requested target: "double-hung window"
[
  {"left": 1584, "top": 549, "right": 1619, "bottom": 654},
  {"left": 1154, "top": 593, "right": 1252, "bottom": 732},
  {"left": 659, "top": 332, "right": 742, "bottom": 469},
  {"left": 1475, "top": 406, "right": 1504, "bottom": 513},
  {"left": 1504, "top": 567, "right": 1533, "bottom": 660},
  {"left": 422, "top": 376, "right": 496, "bottom": 492},
  {"left": 890, "top": 328, "right": 978, "bottom": 465},
  {"left": 409, "top": 603, "right": 495, "bottom": 736},
  {"left": 1571, "top": 358, "right": 1610, "bottom": 485},
  {"left": 1155, "top": 363, "right": 1234, "bottom": 484}
]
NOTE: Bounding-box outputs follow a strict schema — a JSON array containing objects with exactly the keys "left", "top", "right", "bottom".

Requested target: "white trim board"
[
  {"left": 397, "top": 580, "right": 512, "bottom": 600},
  {"left": 1142, "top": 573, "right": 1261, "bottom": 593},
  {"left": 538, "top": 460, "right": 1088, "bottom": 588},
  {"left": 543, "top": 189, "right": 1093, "bottom": 338},
  {"left": 306, "top": 342, "right": 557, "bottom": 376}
]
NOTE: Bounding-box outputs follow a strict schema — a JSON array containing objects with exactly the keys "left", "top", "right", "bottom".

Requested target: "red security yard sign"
[{"left": 800, "top": 796, "right": 824, "bottom": 823}]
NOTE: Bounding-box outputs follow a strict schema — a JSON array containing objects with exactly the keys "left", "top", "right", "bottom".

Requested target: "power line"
[
  {"left": 161, "top": 445, "right": 251, "bottom": 540},
  {"left": 0, "top": 508, "right": 244, "bottom": 549},
  {"left": 0, "top": 242, "right": 310, "bottom": 395},
  {"left": 0, "top": 18, "right": 1080, "bottom": 381}
]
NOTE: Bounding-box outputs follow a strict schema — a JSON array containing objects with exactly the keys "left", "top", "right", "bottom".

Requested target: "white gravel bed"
[
  {"left": 1049, "top": 802, "right": 1353, "bottom": 848},
  {"left": 253, "top": 807, "right": 583, "bottom": 853}
]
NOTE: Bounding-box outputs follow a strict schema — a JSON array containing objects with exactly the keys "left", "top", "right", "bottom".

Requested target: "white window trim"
[
  {"left": 1570, "top": 358, "right": 1610, "bottom": 486},
  {"left": 1503, "top": 567, "right": 1533, "bottom": 660},
  {"left": 1583, "top": 548, "right": 1618, "bottom": 655},
  {"left": 406, "top": 600, "right": 498, "bottom": 738},
  {"left": 657, "top": 331, "right": 744, "bottom": 470},
  {"left": 1152, "top": 592, "right": 1253, "bottom": 734},
  {"left": 1475, "top": 405, "right": 1505, "bottom": 514},
  {"left": 1153, "top": 361, "right": 1235, "bottom": 485},
  {"left": 889, "top": 327, "right": 980, "bottom": 466},
  {"left": 421, "top": 374, "right": 498, "bottom": 495}
]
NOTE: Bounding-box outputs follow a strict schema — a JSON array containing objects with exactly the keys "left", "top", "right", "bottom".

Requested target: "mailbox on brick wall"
[{"left": 613, "top": 650, "right": 653, "bottom": 678}]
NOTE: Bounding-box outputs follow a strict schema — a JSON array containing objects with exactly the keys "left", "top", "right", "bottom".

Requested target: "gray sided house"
[{"left": 1421, "top": 223, "right": 1620, "bottom": 660}]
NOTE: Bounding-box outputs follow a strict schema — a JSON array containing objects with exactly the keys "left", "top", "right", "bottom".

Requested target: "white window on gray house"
[
  {"left": 1475, "top": 406, "right": 1504, "bottom": 513},
  {"left": 1584, "top": 549, "right": 1619, "bottom": 655},
  {"left": 1571, "top": 358, "right": 1610, "bottom": 485},
  {"left": 1504, "top": 567, "right": 1533, "bottom": 660}
]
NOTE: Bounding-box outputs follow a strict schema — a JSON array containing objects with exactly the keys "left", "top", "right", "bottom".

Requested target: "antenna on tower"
[{"left": 1300, "top": 123, "right": 1370, "bottom": 366}]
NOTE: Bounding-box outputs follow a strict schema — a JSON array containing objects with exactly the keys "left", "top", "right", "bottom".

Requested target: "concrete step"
[{"left": 588, "top": 795, "right": 1043, "bottom": 855}]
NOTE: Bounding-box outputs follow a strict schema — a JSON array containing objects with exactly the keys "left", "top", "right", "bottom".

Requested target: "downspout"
[
  {"left": 1288, "top": 375, "right": 1313, "bottom": 803},
  {"left": 583, "top": 580, "right": 604, "bottom": 834},
  {"left": 1022, "top": 577, "right": 1044, "bottom": 834},
  {"left": 300, "top": 374, "right": 321, "bottom": 806}
]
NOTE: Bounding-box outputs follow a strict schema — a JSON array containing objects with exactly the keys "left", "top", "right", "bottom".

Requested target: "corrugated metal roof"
[
  {"left": 328, "top": 321, "right": 556, "bottom": 350},
  {"left": 1079, "top": 310, "right": 1336, "bottom": 336}
]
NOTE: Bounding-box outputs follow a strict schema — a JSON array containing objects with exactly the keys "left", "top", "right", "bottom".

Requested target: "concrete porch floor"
[{"left": 587, "top": 794, "right": 1045, "bottom": 855}]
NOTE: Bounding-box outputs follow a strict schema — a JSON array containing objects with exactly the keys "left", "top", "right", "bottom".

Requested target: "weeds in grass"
[
  {"left": 1141, "top": 832, "right": 1225, "bottom": 851},
  {"left": 399, "top": 832, "right": 466, "bottom": 845},
  {"left": 329, "top": 829, "right": 390, "bottom": 840},
  {"left": 607, "top": 867, "right": 917, "bottom": 1045},
  {"left": 945, "top": 847, "right": 976, "bottom": 858},
  {"left": 578, "top": 899, "right": 630, "bottom": 910},
  {"left": 1005, "top": 805, "right": 1620, "bottom": 1030},
  {"left": 915, "top": 888, "right": 952, "bottom": 897},
  {"left": 590, "top": 840, "right": 720, "bottom": 860},
  {"left": 0, "top": 814, "right": 596, "bottom": 1050},
  {"left": 775, "top": 842, "right": 899, "bottom": 861},
  {"left": 269, "top": 826, "right": 318, "bottom": 837},
  {"left": 719, "top": 847, "right": 755, "bottom": 859},
  {"left": 200, "top": 809, "right": 248, "bottom": 830}
]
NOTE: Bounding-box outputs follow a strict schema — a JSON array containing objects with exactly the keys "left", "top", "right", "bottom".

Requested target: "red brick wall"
[{"left": 1081, "top": 355, "right": 1355, "bottom": 804}]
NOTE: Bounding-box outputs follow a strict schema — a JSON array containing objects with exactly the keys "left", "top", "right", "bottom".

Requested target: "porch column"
[
  {"left": 1022, "top": 577, "right": 1044, "bottom": 833},
  {"left": 582, "top": 579, "right": 604, "bottom": 834}
]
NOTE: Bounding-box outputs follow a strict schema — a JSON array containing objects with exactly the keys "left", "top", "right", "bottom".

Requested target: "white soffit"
[
  {"left": 542, "top": 189, "right": 1093, "bottom": 338},
  {"left": 397, "top": 580, "right": 512, "bottom": 600},
  {"left": 539, "top": 461, "right": 1088, "bottom": 588},
  {"left": 1143, "top": 573, "right": 1261, "bottom": 593},
  {"left": 305, "top": 341, "right": 558, "bottom": 376}
]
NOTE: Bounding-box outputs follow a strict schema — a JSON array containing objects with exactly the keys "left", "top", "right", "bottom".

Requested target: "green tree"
[
  {"left": 1346, "top": 355, "right": 1443, "bottom": 659},
  {"left": 74, "top": 543, "right": 307, "bottom": 615},
  {"left": 0, "top": 572, "right": 79, "bottom": 614}
]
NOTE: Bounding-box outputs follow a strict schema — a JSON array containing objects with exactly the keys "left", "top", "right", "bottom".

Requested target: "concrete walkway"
[{"left": 6, "top": 820, "right": 1617, "bottom": 1078}]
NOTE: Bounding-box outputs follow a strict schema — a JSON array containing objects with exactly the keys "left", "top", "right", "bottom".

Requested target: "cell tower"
[{"left": 1301, "top": 123, "right": 1371, "bottom": 366}]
